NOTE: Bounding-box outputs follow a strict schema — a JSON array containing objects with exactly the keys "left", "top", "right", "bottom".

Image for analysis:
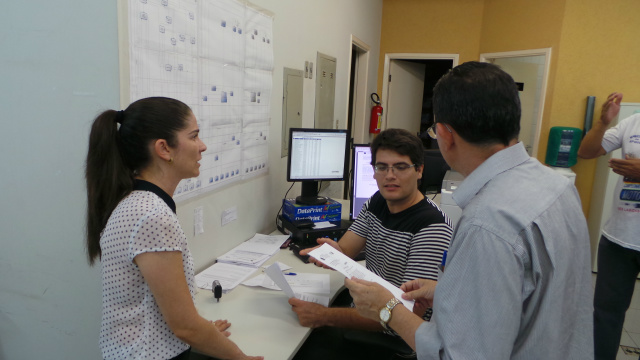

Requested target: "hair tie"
[{"left": 115, "top": 110, "right": 125, "bottom": 124}]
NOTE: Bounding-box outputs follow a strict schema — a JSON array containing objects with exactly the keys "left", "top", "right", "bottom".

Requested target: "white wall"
[{"left": 0, "top": 1, "right": 382, "bottom": 359}]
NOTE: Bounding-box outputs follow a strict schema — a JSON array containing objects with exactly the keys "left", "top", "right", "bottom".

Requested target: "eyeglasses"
[
  {"left": 427, "top": 122, "right": 452, "bottom": 140},
  {"left": 373, "top": 163, "right": 416, "bottom": 175}
]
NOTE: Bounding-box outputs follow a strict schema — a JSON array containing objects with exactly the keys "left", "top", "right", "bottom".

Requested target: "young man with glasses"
[
  {"left": 290, "top": 128, "right": 453, "bottom": 360},
  {"left": 346, "top": 61, "right": 593, "bottom": 359}
]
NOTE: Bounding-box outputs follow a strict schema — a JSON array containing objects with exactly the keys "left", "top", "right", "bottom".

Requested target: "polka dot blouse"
[{"left": 99, "top": 182, "right": 195, "bottom": 360}]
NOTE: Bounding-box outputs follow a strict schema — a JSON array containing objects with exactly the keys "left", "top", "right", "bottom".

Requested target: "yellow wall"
[
  {"left": 551, "top": 0, "right": 640, "bottom": 215},
  {"left": 378, "top": 0, "right": 485, "bottom": 90},
  {"left": 380, "top": 0, "right": 640, "bottom": 217}
]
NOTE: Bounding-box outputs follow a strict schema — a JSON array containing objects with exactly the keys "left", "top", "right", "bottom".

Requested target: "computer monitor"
[
  {"left": 287, "top": 128, "right": 350, "bottom": 205},
  {"left": 419, "top": 149, "right": 451, "bottom": 194},
  {"left": 350, "top": 144, "right": 379, "bottom": 220}
]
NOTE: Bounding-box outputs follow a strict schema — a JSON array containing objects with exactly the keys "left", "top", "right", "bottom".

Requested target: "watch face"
[{"left": 380, "top": 308, "right": 390, "bottom": 322}]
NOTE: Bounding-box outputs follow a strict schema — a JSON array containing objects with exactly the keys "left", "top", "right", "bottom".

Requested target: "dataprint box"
[{"left": 282, "top": 198, "right": 342, "bottom": 223}]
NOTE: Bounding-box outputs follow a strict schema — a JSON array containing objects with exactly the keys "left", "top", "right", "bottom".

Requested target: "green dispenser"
[{"left": 545, "top": 126, "right": 582, "bottom": 168}]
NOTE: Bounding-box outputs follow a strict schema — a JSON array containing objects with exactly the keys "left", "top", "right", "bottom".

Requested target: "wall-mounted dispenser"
[{"left": 545, "top": 126, "right": 583, "bottom": 168}]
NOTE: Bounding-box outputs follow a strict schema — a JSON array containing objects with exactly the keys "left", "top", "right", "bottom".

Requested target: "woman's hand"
[{"left": 212, "top": 319, "right": 231, "bottom": 337}]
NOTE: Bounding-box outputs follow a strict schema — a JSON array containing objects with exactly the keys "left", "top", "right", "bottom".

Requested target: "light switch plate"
[{"left": 194, "top": 206, "right": 204, "bottom": 235}]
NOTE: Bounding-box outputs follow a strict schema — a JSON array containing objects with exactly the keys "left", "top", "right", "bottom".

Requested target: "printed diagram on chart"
[{"left": 127, "top": 0, "right": 274, "bottom": 202}]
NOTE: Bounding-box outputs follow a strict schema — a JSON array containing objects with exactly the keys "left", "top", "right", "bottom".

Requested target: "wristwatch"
[{"left": 379, "top": 297, "right": 401, "bottom": 330}]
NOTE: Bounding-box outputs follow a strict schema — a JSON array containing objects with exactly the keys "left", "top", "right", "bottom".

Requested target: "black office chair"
[{"left": 419, "top": 149, "right": 450, "bottom": 194}]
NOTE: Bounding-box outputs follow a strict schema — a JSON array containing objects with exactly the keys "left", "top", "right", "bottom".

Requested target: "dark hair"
[
  {"left": 432, "top": 61, "right": 521, "bottom": 146},
  {"left": 370, "top": 128, "right": 425, "bottom": 167},
  {"left": 85, "top": 97, "right": 192, "bottom": 265}
]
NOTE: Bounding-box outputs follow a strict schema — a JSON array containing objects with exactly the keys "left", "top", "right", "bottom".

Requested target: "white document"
[
  {"left": 241, "top": 273, "right": 279, "bottom": 289},
  {"left": 264, "top": 263, "right": 330, "bottom": 306},
  {"left": 216, "top": 233, "right": 289, "bottom": 267},
  {"left": 195, "top": 262, "right": 258, "bottom": 293},
  {"left": 242, "top": 273, "right": 330, "bottom": 294},
  {"left": 313, "top": 221, "right": 336, "bottom": 229},
  {"left": 216, "top": 249, "right": 271, "bottom": 267},
  {"left": 235, "top": 233, "right": 290, "bottom": 255},
  {"left": 308, "top": 244, "right": 414, "bottom": 310}
]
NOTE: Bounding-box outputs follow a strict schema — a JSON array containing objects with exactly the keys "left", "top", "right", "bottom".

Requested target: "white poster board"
[{"left": 120, "top": 0, "right": 274, "bottom": 202}]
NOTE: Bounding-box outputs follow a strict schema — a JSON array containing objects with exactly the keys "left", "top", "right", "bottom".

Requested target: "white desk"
[{"left": 194, "top": 246, "right": 347, "bottom": 359}]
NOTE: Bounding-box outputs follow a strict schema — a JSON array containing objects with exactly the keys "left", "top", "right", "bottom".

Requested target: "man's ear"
[
  {"left": 416, "top": 164, "right": 424, "bottom": 179},
  {"left": 436, "top": 123, "right": 455, "bottom": 151},
  {"left": 153, "top": 139, "right": 172, "bottom": 162}
]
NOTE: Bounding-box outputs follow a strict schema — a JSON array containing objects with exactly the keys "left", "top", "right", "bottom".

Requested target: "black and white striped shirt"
[{"left": 349, "top": 191, "right": 453, "bottom": 286}]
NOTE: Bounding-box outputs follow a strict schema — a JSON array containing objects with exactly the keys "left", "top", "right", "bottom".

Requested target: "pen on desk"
[{"left": 284, "top": 272, "right": 297, "bottom": 276}]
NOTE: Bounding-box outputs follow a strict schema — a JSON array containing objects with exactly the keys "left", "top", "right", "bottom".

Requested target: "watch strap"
[{"left": 380, "top": 297, "right": 401, "bottom": 330}]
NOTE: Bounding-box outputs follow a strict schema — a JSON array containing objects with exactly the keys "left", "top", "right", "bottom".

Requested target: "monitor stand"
[{"left": 295, "top": 180, "right": 327, "bottom": 205}]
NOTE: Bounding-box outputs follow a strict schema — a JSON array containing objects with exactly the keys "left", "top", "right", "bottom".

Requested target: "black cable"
[{"left": 276, "top": 182, "right": 296, "bottom": 227}]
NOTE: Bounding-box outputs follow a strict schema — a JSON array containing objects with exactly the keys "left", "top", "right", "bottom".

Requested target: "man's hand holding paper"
[{"left": 307, "top": 243, "right": 414, "bottom": 311}]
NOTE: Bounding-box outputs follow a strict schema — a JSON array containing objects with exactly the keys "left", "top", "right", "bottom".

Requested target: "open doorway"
[
  {"left": 480, "top": 48, "right": 551, "bottom": 158},
  {"left": 343, "top": 36, "right": 370, "bottom": 199},
  {"left": 346, "top": 36, "right": 371, "bottom": 145},
  {"left": 381, "top": 54, "right": 458, "bottom": 149}
]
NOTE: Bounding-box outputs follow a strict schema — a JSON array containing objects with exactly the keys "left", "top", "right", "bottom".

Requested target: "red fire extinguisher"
[{"left": 369, "top": 93, "right": 383, "bottom": 134}]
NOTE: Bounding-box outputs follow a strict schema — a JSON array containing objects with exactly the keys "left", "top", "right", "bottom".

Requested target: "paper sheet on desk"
[
  {"left": 243, "top": 273, "right": 330, "bottom": 294},
  {"left": 235, "top": 233, "right": 290, "bottom": 255},
  {"left": 216, "top": 233, "right": 290, "bottom": 267},
  {"left": 308, "top": 243, "right": 414, "bottom": 311},
  {"left": 264, "top": 263, "right": 330, "bottom": 306},
  {"left": 195, "top": 262, "right": 258, "bottom": 292},
  {"left": 216, "top": 250, "right": 271, "bottom": 267}
]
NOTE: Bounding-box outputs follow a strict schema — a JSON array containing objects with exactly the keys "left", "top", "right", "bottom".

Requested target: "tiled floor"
[{"left": 594, "top": 273, "right": 640, "bottom": 360}]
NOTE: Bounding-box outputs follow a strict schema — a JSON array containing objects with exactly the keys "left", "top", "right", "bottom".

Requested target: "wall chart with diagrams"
[{"left": 122, "top": 0, "right": 274, "bottom": 201}]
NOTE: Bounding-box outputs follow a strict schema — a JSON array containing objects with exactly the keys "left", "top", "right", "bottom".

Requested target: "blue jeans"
[{"left": 593, "top": 236, "right": 640, "bottom": 360}]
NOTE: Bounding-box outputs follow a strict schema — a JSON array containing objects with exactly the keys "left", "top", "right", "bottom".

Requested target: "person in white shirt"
[
  {"left": 85, "top": 97, "right": 262, "bottom": 360},
  {"left": 578, "top": 92, "right": 640, "bottom": 360}
]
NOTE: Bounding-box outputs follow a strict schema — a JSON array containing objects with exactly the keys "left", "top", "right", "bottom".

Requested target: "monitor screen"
[
  {"left": 350, "top": 144, "right": 379, "bottom": 220},
  {"left": 287, "top": 128, "right": 350, "bottom": 204}
]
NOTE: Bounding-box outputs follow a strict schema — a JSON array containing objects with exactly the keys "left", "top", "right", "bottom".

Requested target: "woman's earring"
[{"left": 168, "top": 157, "right": 174, "bottom": 164}]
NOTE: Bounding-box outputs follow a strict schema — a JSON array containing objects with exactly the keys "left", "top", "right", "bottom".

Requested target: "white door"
[
  {"left": 480, "top": 49, "right": 551, "bottom": 159},
  {"left": 385, "top": 60, "right": 425, "bottom": 134},
  {"left": 493, "top": 58, "right": 541, "bottom": 156}
]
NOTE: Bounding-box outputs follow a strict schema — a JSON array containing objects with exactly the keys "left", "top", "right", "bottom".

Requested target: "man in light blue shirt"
[{"left": 345, "top": 61, "right": 593, "bottom": 359}]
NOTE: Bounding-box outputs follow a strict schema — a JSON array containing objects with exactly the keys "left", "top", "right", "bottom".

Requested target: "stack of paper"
[
  {"left": 195, "top": 233, "right": 290, "bottom": 292},
  {"left": 216, "top": 233, "right": 290, "bottom": 267}
]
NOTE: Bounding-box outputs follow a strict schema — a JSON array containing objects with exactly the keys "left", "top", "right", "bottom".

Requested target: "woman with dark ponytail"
[{"left": 85, "top": 97, "right": 262, "bottom": 360}]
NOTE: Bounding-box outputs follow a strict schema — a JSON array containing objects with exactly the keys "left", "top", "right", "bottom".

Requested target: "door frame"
[
  {"left": 342, "top": 35, "right": 371, "bottom": 198},
  {"left": 381, "top": 53, "right": 459, "bottom": 130},
  {"left": 347, "top": 35, "right": 371, "bottom": 144},
  {"left": 479, "top": 48, "right": 552, "bottom": 158}
]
